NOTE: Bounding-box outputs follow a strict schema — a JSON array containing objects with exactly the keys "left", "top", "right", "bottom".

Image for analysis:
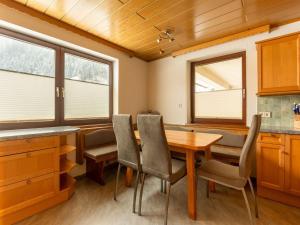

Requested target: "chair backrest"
[
  {"left": 137, "top": 115, "right": 172, "bottom": 177},
  {"left": 239, "top": 114, "right": 261, "bottom": 178},
  {"left": 113, "top": 114, "right": 141, "bottom": 170},
  {"left": 84, "top": 129, "right": 116, "bottom": 149}
]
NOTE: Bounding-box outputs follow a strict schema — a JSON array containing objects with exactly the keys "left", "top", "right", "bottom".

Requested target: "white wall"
[
  {"left": 0, "top": 3, "right": 148, "bottom": 122},
  {"left": 148, "top": 21, "right": 300, "bottom": 126}
]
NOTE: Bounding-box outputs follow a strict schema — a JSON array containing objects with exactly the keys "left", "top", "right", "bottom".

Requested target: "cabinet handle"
[
  {"left": 27, "top": 179, "right": 32, "bottom": 185},
  {"left": 27, "top": 152, "right": 32, "bottom": 157},
  {"left": 56, "top": 87, "right": 60, "bottom": 98}
]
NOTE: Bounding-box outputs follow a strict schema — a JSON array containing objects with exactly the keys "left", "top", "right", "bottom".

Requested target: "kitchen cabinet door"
[
  {"left": 257, "top": 34, "right": 300, "bottom": 95},
  {"left": 257, "top": 142, "right": 285, "bottom": 191},
  {"left": 284, "top": 135, "right": 300, "bottom": 196}
]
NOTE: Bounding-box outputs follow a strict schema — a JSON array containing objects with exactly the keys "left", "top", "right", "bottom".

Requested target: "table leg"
[
  {"left": 186, "top": 151, "right": 197, "bottom": 220},
  {"left": 125, "top": 167, "right": 133, "bottom": 187},
  {"left": 205, "top": 149, "right": 216, "bottom": 192}
]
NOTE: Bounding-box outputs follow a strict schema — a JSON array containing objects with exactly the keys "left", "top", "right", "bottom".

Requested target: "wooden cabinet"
[
  {"left": 284, "top": 135, "right": 300, "bottom": 196},
  {"left": 256, "top": 142, "right": 284, "bottom": 191},
  {"left": 0, "top": 173, "right": 59, "bottom": 215},
  {"left": 257, "top": 133, "right": 300, "bottom": 207},
  {"left": 257, "top": 33, "right": 300, "bottom": 95},
  {"left": 0, "top": 130, "right": 77, "bottom": 225},
  {"left": 0, "top": 148, "right": 59, "bottom": 186}
]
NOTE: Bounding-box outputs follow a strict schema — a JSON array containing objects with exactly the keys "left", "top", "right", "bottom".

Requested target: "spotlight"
[
  {"left": 159, "top": 49, "right": 165, "bottom": 55},
  {"left": 157, "top": 38, "right": 161, "bottom": 43}
]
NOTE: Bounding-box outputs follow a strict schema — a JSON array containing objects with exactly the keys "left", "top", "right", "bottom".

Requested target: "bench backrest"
[
  {"left": 203, "top": 129, "right": 246, "bottom": 148},
  {"left": 84, "top": 129, "right": 116, "bottom": 149}
]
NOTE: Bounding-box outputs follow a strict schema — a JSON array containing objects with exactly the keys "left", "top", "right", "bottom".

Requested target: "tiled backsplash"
[{"left": 257, "top": 95, "right": 300, "bottom": 127}]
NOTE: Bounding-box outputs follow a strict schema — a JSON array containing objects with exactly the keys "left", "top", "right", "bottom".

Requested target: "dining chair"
[
  {"left": 198, "top": 114, "right": 261, "bottom": 225},
  {"left": 112, "top": 114, "right": 142, "bottom": 213},
  {"left": 137, "top": 114, "right": 187, "bottom": 225}
]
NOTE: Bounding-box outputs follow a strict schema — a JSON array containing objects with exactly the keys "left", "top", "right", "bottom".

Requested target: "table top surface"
[{"left": 134, "top": 130, "right": 222, "bottom": 151}]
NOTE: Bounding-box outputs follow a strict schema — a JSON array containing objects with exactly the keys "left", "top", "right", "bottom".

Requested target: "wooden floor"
[{"left": 17, "top": 168, "right": 300, "bottom": 225}]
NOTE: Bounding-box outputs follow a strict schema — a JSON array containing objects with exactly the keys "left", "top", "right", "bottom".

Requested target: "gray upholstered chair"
[
  {"left": 112, "top": 114, "right": 142, "bottom": 213},
  {"left": 137, "top": 115, "right": 187, "bottom": 225},
  {"left": 198, "top": 115, "right": 261, "bottom": 225}
]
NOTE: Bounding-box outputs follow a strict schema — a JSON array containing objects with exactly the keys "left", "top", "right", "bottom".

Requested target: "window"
[
  {"left": 63, "top": 50, "right": 111, "bottom": 120},
  {"left": 0, "top": 28, "right": 112, "bottom": 130},
  {"left": 191, "top": 52, "right": 246, "bottom": 125}
]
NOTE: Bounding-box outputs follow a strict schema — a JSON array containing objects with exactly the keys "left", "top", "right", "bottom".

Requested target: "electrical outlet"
[{"left": 260, "top": 112, "right": 272, "bottom": 118}]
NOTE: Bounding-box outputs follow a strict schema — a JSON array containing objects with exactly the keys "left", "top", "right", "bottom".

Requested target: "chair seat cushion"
[
  {"left": 199, "top": 159, "right": 246, "bottom": 189},
  {"left": 170, "top": 159, "right": 186, "bottom": 184},
  {"left": 84, "top": 144, "right": 117, "bottom": 161},
  {"left": 210, "top": 145, "right": 242, "bottom": 157}
]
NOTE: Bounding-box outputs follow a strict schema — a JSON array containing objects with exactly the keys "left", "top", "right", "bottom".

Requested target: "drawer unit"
[
  {"left": 0, "top": 136, "right": 59, "bottom": 156},
  {"left": 258, "top": 133, "right": 284, "bottom": 145},
  {"left": 0, "top": 173, "right": 59, "bottom": 216},
  {"left": 0, "top": 148, "right": 59, "bottom": 187}
]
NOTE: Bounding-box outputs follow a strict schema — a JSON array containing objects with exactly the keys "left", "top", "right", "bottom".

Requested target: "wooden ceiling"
[{"left": 9, "top": 0, "right": 300, "bottom": 61}]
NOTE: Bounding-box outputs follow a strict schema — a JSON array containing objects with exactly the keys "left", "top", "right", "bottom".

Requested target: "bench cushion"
[
  {"left": 84, "top": 144, "right": 117, "bottom": 161},
  {"left": 204, "top": 129, "right": 246, "bottom": 148}
]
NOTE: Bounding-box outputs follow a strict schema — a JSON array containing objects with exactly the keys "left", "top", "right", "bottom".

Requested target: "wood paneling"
[{"left": 7, "top": 0, "right": 300, "bottom": 60}]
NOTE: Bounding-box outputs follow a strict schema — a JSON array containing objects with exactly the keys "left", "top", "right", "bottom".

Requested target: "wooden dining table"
[{"left": 125, "top": 130, "right": 223, "bottom": 220}]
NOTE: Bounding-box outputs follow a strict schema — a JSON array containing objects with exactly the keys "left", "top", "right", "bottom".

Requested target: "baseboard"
[{"left": 258, "top": 186, "right": 300, "bottom": 208}]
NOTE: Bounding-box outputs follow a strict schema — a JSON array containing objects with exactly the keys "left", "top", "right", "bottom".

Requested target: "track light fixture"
[{"left": 156, "top": 29, "right": 175, "bottom": 54}]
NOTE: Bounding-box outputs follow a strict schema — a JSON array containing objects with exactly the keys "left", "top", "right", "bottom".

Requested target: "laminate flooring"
[{"left": 17, "top": 168, "right": 300, "bottom": 225}]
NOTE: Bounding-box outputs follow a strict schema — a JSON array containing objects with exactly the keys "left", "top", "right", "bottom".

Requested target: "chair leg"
[
  {"left": 133, "top": 171, "right": 140, "bottom": 213},
  {"left": 138, "top": 173, "right": 146, "bottom": 216},
  {"left": 242, "top": 188, "right": 253, "bottom": 225},
  {"left": 114, "top": 164, "right": 121, "bottom": 201},
  {"left": 206, "top": 180, "right": 210, "bottom": 198},
  {"left": 160, "top": 179, "right": 164, "bottom": 193},
  {"left": 164, "top": 181, "right": 171, "bottom": 225},
  {"left": 248, "top": 178, "right": 259, "bottom": 218}
]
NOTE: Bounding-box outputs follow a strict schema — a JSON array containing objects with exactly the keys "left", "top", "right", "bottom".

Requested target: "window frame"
[
  {"left": 59, "top": 47, "right": 113, "bottom": 126},
  {"left": 0, "top": 27, "right": 113, "bottom": 130},
  {"left": 190, "top": 51, "right": 246, "bottom": 125}
]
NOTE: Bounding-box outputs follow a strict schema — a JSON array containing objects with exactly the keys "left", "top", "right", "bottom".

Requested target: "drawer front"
[
  {"left": 258, "top": 133, "right": 284, "bottom": 145},
  {"left": 0, "top": 136, "right": 59, "bottom": 156},
  {"left": 0, "top": 173, "right": 59, "bottom": 215},
  {"left": 0, "top": 148, "right": 59, "bottom": 187}
]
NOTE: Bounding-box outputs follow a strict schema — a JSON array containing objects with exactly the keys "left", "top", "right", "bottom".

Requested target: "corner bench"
[{"left": 83, "top": 129, "right": 117, "bottom": 185}]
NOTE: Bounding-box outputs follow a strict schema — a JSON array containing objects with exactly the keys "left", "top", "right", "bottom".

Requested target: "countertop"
[
  {"left": 0, "top": 126, "right": 80, "bottom": 141},
  {"left": 260, "top": 126, "right": 300, "bottom": 134}
]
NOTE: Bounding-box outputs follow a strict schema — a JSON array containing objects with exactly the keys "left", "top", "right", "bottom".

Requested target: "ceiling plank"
[
  {"left": 26, "top": 0, "right": 54, "bottom": 12},
  {"left": 0, "top": 0, "right": 137, "bottom": 58},
  {"left": 45, "top": 0, "right": 80, "bottom": 20},
  {"left": 61, "top": 0, "right": 105, "bottom": 26},
  {"left": 172, "top": 24, "right": 270, "bottom": 57}
]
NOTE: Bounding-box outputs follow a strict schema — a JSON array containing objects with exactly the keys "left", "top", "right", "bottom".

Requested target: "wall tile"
[{"left": 257, "top": 95, "right": 300, "bottom": 127}]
